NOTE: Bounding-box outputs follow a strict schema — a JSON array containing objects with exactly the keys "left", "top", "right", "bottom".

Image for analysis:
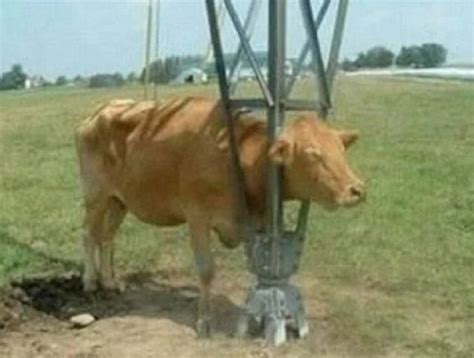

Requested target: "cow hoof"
[{"left": 196, "top": 319, "right": 211, "bottom": 338}]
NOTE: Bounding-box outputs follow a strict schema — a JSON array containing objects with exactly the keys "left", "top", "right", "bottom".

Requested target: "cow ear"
[
  {"left": 338, "top": 130, "right": 359, "bottom": 148},
  {"left": 269, "top": 137, "right": 294, "bottom": 165},
  {"left": 216, "top": 128, "right": 230, "bottom": 151},
  {"left": 217, "top": 126, "right": 248, "bottom": 151}
]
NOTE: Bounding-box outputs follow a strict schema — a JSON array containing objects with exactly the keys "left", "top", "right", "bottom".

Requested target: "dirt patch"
[
  {"left": 6, "top": 271, "right": 213, "bottom": 322},
  {"left": 0, "top": 272, "right": 341, "bottom": 357},
  {"left": 0, "top": 290, "right": 23, "bottom": 330},
  {"left": 10, "top": 272, "right": 87, "bottom": 319},
  {"left": 4, "top": 271, "right": 464, "bottom": 357}
]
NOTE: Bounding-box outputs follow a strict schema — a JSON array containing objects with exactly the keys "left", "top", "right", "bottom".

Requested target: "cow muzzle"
[{"left": 339, "top": 182, "right": 366, "bottom": 207}]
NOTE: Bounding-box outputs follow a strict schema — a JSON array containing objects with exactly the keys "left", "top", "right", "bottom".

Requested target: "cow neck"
[{"left": 235, "top": 119, "right": 290, "bottom": 217}]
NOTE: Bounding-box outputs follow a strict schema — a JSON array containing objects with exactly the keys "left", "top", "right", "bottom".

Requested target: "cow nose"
[
  {"left": 350, "top": 186, "right": 362, "bottom": 197},
  {"left": 349, "top": 183, "right": 365, "bottom": 201}
]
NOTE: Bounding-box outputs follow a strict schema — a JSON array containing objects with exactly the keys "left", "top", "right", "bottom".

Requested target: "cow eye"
[{"left": 304, "top": 147, "right": 322, "bottom": 161}]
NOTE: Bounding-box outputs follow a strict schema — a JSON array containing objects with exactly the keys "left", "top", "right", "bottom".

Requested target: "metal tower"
[{"left": 205, "top": 0, "right": 349, "bottom": 345}]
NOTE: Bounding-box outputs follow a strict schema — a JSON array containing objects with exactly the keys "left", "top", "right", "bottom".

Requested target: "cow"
[{"left": 75, "top": 97, "right": 365, "bottom": 336}]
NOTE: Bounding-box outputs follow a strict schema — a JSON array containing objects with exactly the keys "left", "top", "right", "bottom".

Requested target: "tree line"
[
  {"left": 1, "top": 43, "right": 448, "bottom": 91},
  {"left": 342, "top": 43, "right": 447, "bottom": 71},
  {"left": 0, "top": 51, "right": 271, "bottom": 91},
  {"left": 0, "top": 65, "right": 136, "bottom": 91},
  {"left": 140, "top": 56, "right": 184, "bottom": 84},
  {"left": 0, "top": 55, "right": 203, "bottom": 91},
  {"left": 0, "top": 65, "right": 28, "bottom": 90}
]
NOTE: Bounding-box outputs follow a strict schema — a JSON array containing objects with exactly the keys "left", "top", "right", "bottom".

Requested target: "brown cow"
[{"left": 75, "top": 97, "right": 364, "bottom": 336}]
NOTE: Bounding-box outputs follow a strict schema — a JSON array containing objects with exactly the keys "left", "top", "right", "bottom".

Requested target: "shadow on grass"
[
  {"left": 1, "top": 228, "right": 242, "bottom": 335},
  {"left": 11, "top": 271, "right": 242, "bottom": 337},
  {"left": 0, "top": 228, "right": 80, "bottom": 271}
]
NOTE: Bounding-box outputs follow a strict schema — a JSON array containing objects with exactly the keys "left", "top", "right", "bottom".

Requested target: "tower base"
[{"left": 237, "top": 282, "right": 308, "bottom": 345}]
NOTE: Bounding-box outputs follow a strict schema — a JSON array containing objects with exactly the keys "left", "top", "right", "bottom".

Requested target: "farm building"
[
  {"left": 24, "top": 75, "right": 46, "bottom": 89},
  {"left": 173, "top": 68, "right": 208, "bottom": 84}
]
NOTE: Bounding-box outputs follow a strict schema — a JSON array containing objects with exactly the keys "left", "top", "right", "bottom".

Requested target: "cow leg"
[
  {"left": 82, "top": 196, "right": 126, "bottom": 292},
  {"left": 98, "top": 197, "right": 126, "bottom": 292},
  {"left": 188, "top": 218, "right": 214, "bottom": 338},
  {"left": 82, "top": 198, "right": 107, "bottom": 292},
  {"left": 83, "top": 233, "right": 98, "bottom": 292}
]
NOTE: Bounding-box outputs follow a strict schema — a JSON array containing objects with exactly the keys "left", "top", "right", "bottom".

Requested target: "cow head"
[{"left": 269, "top": 114, "right": 365, "bottom": 209}]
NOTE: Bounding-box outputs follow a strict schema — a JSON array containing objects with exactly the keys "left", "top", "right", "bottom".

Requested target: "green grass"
[{"left": 1, "top": 78, "right": 473, "bottom": 356}]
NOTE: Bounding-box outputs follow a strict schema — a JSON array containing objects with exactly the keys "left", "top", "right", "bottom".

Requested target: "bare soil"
[{"left": 0, "top": 272, "right": 331, "bottom": 358}]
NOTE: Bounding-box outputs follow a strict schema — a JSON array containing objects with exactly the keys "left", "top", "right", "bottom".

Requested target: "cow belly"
[
  {"left": 115, "top": 146, "right": 186, "bottom": 226},
  {"left": 131, "top": 206, "right": 185, "bottom": 226},
  {"left": 117, "top": 176, "right": 185, "bottom": 227},
  {"left": 122, "top": 191, "right": 185, "bottom": 226}
]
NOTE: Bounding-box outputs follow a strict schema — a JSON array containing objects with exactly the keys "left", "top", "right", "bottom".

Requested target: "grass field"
[{"left": 1, "top": 77, "right": 473, "bottom": 356}]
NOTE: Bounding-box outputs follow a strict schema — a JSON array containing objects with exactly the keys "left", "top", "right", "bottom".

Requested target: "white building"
[
  {"left": 24, "top": 75, "right": 46, "bottom": 89},
  {"left": 173, "top": 68, "right": 208, "bottom": 84}
]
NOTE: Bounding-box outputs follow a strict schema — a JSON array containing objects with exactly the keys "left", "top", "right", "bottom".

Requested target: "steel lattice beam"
[
  {"left": 204, "top": 0, "right": 350, "bottom": 345},
  {"left": 228, "top": 0, "right": 263, "bottom": 95}
]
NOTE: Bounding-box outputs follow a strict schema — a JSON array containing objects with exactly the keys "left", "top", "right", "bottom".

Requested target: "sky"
[{"left": 1, "top": 0, "right": 473, "bottom": 79}]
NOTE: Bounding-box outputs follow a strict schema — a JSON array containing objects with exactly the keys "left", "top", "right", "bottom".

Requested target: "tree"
[
  {"left": 72, "top": 75, "right": 87, "bottom": 87},
  {"left": 419, "top": 43, "right": 447, "bottom": 68},
  {"left": 353, "top": 52, "right": 367, "bottom": 68},
  {"left": 164, "top": 57, "right": 181, "bottom": 82},
  {"left": 396, "top": 46, "right": 423, "bottom": 67},
  {"left": 364, "top": 46, "right": 394, "bottom": 68},
  {"left": 140, "top": 56, "right": 183, "bottom": 84},
  {"left": 395, "top": 43, "right": 447, "bottom": 68},
  {"left": 344, "top": 47, "right": 394, "bottom": 70},
  {"left": 341, "top": 58, "right": 357, "bottom": 72},
  {"left": 89, "top": 73, "right": 124, "bottom": 88},
  {"left": 0, "top": 64, "right": 27, "bottom": 90},
  {"left": 127, "top": 72, "right": 137, "bottom": 82},
  {"left": 56, "top": 76, "right": 68, "bottom": 86},
  {"left": 141, "top": 60, "right": 165, "bottom": 84},
  {"left": 112, "top": 72, "right": 124, "bottom": 85}
]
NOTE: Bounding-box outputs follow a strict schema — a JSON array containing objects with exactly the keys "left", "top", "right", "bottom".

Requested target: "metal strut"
[
  {"left": 223, "top": 0, "right": 274, "bottom": 106},
  {"left": 300, "top": 0, "right": 332, "bottom": 117},
  {"left": 227, "top": 0, "right": 263, "bottom": 95},
  {"left": 285, "top": 0, "right": 331, "bottom": 98},
  {"left": 153, "top": 0, "right": 161, "bottom": 100},
  {"left": 205, "top": 0, "right": 255, "bottom": 241},
  {"left": 143, "top": 0, "right": 153, "bottom": 99},
  {"left": 204, "top": 0, "right": 350, "bottom": 346},
  {"left": 295, "top": 0, "right": 349, "bottom": 238}
]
